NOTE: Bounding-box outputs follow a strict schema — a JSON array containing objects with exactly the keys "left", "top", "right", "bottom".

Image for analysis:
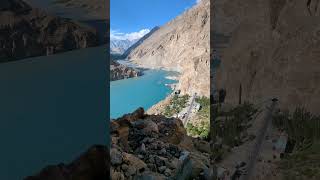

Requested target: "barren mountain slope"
[
  {"left": 126, "top": 0, "right": 210, "bottom": 97},
  {"left": 53, "top": 0, "right": 108, "bottom": 20},
  {"left": 0, "top": 0, "right": 99, "bottom": 62},
  {"left": 214, "top": 0, "right": 320, "bottom": 114}
]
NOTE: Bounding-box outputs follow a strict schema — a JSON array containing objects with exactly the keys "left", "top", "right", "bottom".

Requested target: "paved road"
[
  {"left": 240, "top": 100, "right": 277, "bottom": 180},
  {"left": 182, "top": 93, "right": 197, "bottom": 126}
]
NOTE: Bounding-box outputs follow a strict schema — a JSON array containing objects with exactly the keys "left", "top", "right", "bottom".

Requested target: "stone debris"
[{"left": 111, "top": 108, "right": 212, "bottom": 180}]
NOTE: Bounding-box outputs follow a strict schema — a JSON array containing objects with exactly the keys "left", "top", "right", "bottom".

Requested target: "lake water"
[
  {"left": 110, "top": 69, "right": 177, "bottom": 119},
  {"left": 0, "top": 46, "right": 108, "bottom": 179}
]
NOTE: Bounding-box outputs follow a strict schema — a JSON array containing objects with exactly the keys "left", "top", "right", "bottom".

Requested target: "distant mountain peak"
[
  {"left": 122, "top": 26, "right": 160, "bottom": 58},
  {"left": 110, "top": 27, "right": 159, "bottom": 55}
]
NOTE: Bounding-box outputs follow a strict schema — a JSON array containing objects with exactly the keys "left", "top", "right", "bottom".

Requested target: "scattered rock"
[
  {"left": 111, "top": 148, "right": 123, "bottom": 165},
  {"left": 110, "top": 108, "right": 210, "bottom": 179},
  {"left": 158, "top": 166, "right": 166, "bottom": 173}
]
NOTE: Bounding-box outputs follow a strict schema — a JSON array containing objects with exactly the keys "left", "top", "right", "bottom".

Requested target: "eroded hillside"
[
  {"left": 126, "top": 0, "right": 210, "bottom": 97},
  {"left": 214, "top": 0, "right": 320, "bottom": 114}
]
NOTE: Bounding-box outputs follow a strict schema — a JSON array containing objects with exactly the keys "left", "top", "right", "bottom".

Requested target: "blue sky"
[{"left": 111, "top": 0, "right": 199, "bottom": 40}]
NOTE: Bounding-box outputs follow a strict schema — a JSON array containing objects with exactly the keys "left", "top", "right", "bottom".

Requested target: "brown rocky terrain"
[
  {"left": 0, "top": 0, "right": 100, "bottom": 62},
  {"left": 53, "top": 0, "right": 108, "bottom": 20},
  {"left": 24, "top": 145, "right": 109, "bottom": 180},
  {"left": 125, "top": 0, "right": 210, "bottom": 97},
  {"left": 110, "top": 60, "right": 142, "bottom": 81},
  {"left": 214, "top": 0, "right": 320, "bottom": 114},
  {"left": 110, "top": 108, "right": 212, "bottom": 179}
]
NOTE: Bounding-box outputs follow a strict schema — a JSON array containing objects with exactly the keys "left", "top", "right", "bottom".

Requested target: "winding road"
[{"left": 182, "top": 93, "right": 197, "bottom": 126}]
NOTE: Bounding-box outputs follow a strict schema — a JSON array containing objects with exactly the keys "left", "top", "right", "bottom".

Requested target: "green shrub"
[
  {"left": 273, "top": 107, "right": 320, "bottom": 151},
  {"left": 273, "top": 108, "right": 320, "bottom": 179},
  {"left": 186, "top": 121, "right": 210, "bottom": 139},
  {"left": 164, "top": 94, "right": 189, "bottom": 117},
  {"left": 196, "top": 96, "right": 210, "bottom": 120},
  {"left": 212, "top": 102, "right": 257, "bottom": 147}
]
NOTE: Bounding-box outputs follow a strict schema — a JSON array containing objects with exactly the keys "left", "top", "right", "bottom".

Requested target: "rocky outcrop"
[
  {"left": 110, "top": 108, "right": 212, "bottom": 179},
  {"left": 110, "top": 60, "right": 142, "bottom": 81},
  {"left": 214, "top": 0, "right": 320, "bottom": 114},
  {"left": 52, "top": 0, "right": 108, "bottom": 20},
  {"left": 0, "top": 0, "right": 99, "bottom": 62},
  {"left": 24, "top": 145, "right": 109, "bottom": 180},
  {"left": 125, "top": 0, "right": 210, "bottom": 97}
]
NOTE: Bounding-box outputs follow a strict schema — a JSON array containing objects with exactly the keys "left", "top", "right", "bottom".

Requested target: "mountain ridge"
[
  {"left": 124, "top": 0, "right": 210, "bottom": 97},
  {"left": 0, "top": 0, "right": 100, "bottom": 62},
  {"left": 122, "top": 26, "right": 160, "bottom": 58}
]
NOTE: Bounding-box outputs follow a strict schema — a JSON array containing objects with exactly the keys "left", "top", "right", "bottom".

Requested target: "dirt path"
[
  {"left": 240, "top": 101, "right": 277, "bottom": 180},
  {"left": 216, "top": 100, "right": 278, "bottom": 180}
]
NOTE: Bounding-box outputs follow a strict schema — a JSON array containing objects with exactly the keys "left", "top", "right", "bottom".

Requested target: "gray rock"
[
  {"left": 111, "top": 148, "right": 123, "bottom": 165},
  {"left": 159, "top": 148, "right": 167, "bottom": 155},
  {"left": 125, "top": 166, "right": 136, "bottom": 177},
  {"left": 140, "top": 143, "right": 146, "bottom": 154},
  {"left": 158, "top": 166, "right": 166, "bottom": 173},
  {"left": 164, "top": 168, "right": 172, "bottom": 176},
  {"left": 138, "top": 154, "right": 144, "bottom": 159}
]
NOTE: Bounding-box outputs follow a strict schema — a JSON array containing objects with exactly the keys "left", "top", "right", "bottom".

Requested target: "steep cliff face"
[
  {"left": 122, "top": 26, "right": 160, "bottom": 58},
  {"left": 0, "top": 0, "right": 99, "bottom": 62},
  {"left": 110, "top": 60, "right": 142, "bottom": 81},
  {"left": 214, "top": 0, "right": 320, "bottom": 114},
  {"left": 126, "top": 0, "right": 210, "bottom": 97}
]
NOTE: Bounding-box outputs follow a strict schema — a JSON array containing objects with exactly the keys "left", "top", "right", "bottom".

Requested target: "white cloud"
[
  {"left": 196, "top": 0, "right": 202, "bottom": 3},
  {"left": 111, "top": 29, "right": 150, "bottom": 41}
]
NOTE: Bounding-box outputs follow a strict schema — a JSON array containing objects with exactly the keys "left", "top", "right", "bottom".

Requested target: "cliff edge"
[{"left": 214, "top": 0, "right": 320, "bottom": 114}]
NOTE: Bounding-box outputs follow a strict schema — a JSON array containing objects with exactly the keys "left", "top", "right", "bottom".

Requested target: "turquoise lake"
[
  {"left": 0, "top": 46, "right": 108, "bottom": 180},
  {"left": 110, "top": 69, "right": 177, "bottom": 119}
]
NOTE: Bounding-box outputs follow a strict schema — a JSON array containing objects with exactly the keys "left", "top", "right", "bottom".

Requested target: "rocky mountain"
[
  {"left": 122, "top": 26, "right": 160, "bottom": 57},
  {"left": 110, "top": 108, "right": 212, "bottom": 179},
  {"left": 214, "top": 0, "right": 320, "bottom": 114},
  {"left": 125, "top": 0, "right": 210, "bottom": 97},
  {"left": 110, "top": 39, "right": 137, "bottom": 55},
  {"left": 111, "top": 27, "right": 159, "bottom": 56},
  {"left": 52, "top": 0, "right": 108, "bottom": 20},
  {"left": 110, "top": 60, "right": 142, "bottom": 81},
  {"left": 0, "top": 0, "right": 100, "bottom": 62}
]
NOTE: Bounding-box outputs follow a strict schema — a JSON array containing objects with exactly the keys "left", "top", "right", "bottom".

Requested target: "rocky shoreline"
[{"left": 110, "top": 60, "right": 142, "bottom": 81}]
